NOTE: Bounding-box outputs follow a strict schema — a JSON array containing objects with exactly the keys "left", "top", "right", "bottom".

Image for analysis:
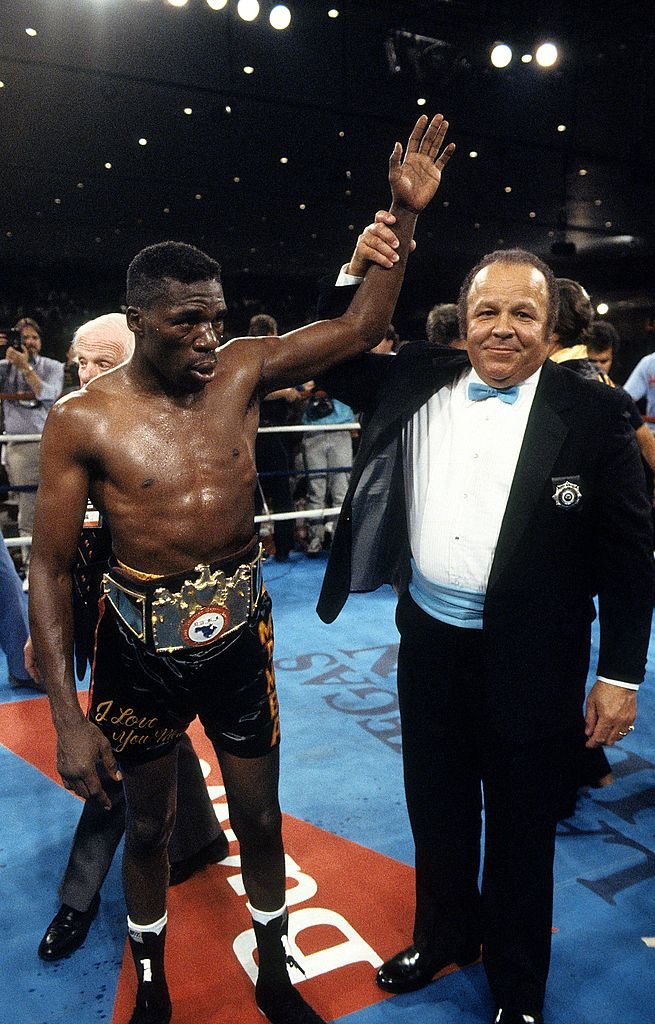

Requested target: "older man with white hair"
[{"left": 72, "top": 312, "right": 134, "bottom": 386}]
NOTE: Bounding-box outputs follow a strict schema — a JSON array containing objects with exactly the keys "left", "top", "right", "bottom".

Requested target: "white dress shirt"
[{"left": 404, "top": 365, "right": 540, "bottom": 592}]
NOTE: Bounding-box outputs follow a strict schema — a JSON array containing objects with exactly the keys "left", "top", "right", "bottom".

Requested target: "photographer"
[{"left": 0, "top": 318, "right": 64, "bottom": 574}]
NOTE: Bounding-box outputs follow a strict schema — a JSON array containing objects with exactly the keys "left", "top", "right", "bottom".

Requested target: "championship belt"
[{"left": 102, "top": 545, "right": 263, "bottom": 653}]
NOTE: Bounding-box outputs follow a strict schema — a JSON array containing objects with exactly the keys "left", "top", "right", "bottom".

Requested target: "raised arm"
[
  {"left": 28, "top": 398, "right": 121, "bottom": 808},
  {"left": 257, "top": 113, "right": 454, "bottom": 388}
]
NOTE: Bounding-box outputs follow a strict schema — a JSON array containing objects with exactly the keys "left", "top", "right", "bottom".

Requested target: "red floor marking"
[
  {"left": 0, "top": 700, "right": 434, "bottom": 1023},
  {"left": 0, "top": 692, "right": 69, "bottom": 789},
  {"left": 112, "top": 721, "right": 418, "bottom": 1023}
]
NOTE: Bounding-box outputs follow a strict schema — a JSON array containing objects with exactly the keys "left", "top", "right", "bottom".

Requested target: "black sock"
[
  {"left": 251, "top": 907, "right": 326, "bottom": 1024},
  {"left": 127, "top": 915, "right": 172, "bottom": 1024}
]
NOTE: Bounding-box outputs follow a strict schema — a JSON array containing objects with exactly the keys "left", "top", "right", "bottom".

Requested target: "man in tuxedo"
[{"left": 316, "top": 247, "right": 654, "bottom": 1023}]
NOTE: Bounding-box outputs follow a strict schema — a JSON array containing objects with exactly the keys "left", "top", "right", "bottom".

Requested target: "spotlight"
[
  {"left": 237, "top": 0, "right": 259, "bottom": 21},
  {"left": 167, "top": 0, "right": 189, "bottom": 7},
  {"left": 490, "top": 43, "right": 512, "bottom": 68},
  {"left": 535, "top": 42, "right": 558, "bottom": 67},
  {"left": 269, "top": 5, "right": 291, "bottom": 30},
  {"left": 206, "top": 0, "right": 228, "bottom": 8},
  {"left": 596, "top": 303, "right": 609, "bottom": 315}
]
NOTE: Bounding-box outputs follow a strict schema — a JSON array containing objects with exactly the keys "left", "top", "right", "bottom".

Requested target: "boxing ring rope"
[{"left": 1, "top": 421, "right": 360, "bottom": 550}]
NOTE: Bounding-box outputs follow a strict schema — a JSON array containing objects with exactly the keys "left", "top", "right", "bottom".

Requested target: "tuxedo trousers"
[
  {"left": 59, "top": 733, "right": 221, "bottom": 912},
  {"left": 396, "top": 592, "right": 576, "bottom": 1013}
]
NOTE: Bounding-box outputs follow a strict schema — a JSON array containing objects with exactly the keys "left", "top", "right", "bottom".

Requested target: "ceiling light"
[
  {"left": 578, "top": 168, "right": 588, "bottom": 176},
  {"left": 25, "top": 27, "right": 37, "bottom": 37},
  {"left": 54, "top": 198, "right": 62, "bottom": 205},
  {"left": 521, "top": 54, "right": 532, "bottom": 63},
  {"left": 243, "top": 66, "right": 254, "bottom": 74},
  {"left": 183, "top": 107, "right": 193, "bottom": 115},
  {"left": 338, "top": 130, "right": 345, "bottom": 137},
  {"left": 504, "top": 186, "right": 512, "bottom": 193},
  {"left": 138, "top": 137, "right": 147, "bottom": 146},
  {"left": 269, "top": 5, "right": 291, "bottom": 30},
  {"left": 535, "top": 42, "right": 558, "bottom": 67},
  {"left": 417, "top": 97, "right": 427, "bottom": 106},
  {"left": 0, "top": 81, "right": 5, "bottom": 89},
  {"left": 206, "top": 0, "right": 228, "bottom": 9},
  {"left": 596, "top": 303, "right": 609, "bottom": 315},
  {"left": 469, "top": 151, "right": 478, "bottom": 158},
  {"left": 195, "top": 193, "right": 202, "bottom": 199},
  {"left": 490, "top": 43, "right": 512, "bottom": 69},
  {"left": 225, "top": 105, "right": 232, "bottom": 113},
  {"left": 328, "top": 9, "right": 339, "bottom": 18},
  {"left": 237, "top": 0, "right": 260, "bottom": 22},
  {"left": 604, "top": 221, "right": 612, "bottom": 228},
  {"left": 529, "top": 211, "right": 536, "bottom": 218},
  {"left": 299, "top": 203, "right": 306, "bottom": 210},
  {"left": 233, "top": 176, "right": 240, "bottom": 183},
  {"left": 104, "top": 162, "right": 112, "bottom": 169},
  {"left": 594, "top": 199, "right": 602, "bottom": 206},
  {"left": 557, "top": 124, "right": 566, "bottom": 132},
  {"left": 280, "top": 157, "right": 288, "bottom": 164},
  {"left": 76, "top": 182, "right": 84, "bottom": 189},
  {"left": 167, "top": 0, "right": 189, "bottom": 6}
]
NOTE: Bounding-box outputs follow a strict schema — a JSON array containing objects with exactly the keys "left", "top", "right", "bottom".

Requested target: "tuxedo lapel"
[
  {"left": 487, "top": 361, "right": 573, "bottom": 593},
  {"left": 356, "top": 346, "right": 469, "bottom": 467}
]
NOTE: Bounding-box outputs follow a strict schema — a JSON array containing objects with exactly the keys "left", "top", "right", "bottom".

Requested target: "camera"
[{"left": 0, "top": 327, "right": 23, "bottom": 359}]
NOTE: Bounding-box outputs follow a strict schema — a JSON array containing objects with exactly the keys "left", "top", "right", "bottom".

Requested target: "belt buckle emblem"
[{"left": 181, "top": 605, "right": 231, "bottom": 646}]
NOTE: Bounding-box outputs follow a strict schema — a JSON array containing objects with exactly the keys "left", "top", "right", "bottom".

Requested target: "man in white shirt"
[{"left": 316, "top": 247, "right": 654, "bottom": 1024}]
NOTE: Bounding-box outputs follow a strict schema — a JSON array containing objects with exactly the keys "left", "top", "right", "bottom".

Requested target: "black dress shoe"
[
  {"left": 38, "top": 894, "right": 100, "bottom": 961},
  {"left": 494, "top": 1009, "right": 544, "bottom": 1024},
  {"left": 376, "top": 941, "right": 480, "bottom": 993},
  {"left": 168, "top": 831, "right": 229, "bottom": 887}
]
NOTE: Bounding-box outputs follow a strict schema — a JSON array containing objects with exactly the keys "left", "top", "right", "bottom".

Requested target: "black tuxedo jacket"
[{"left": 316, "top": 341, "right": 654, "bottom": 740}]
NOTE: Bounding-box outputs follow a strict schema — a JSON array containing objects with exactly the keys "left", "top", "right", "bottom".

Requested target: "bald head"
[{"left": 72, "top": 313, "right": 134, "bottom": 386}]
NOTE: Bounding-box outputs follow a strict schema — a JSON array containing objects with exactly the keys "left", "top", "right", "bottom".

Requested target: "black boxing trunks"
[{"left": 87, "top": 541, "right": 280, "bottom": 764}]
